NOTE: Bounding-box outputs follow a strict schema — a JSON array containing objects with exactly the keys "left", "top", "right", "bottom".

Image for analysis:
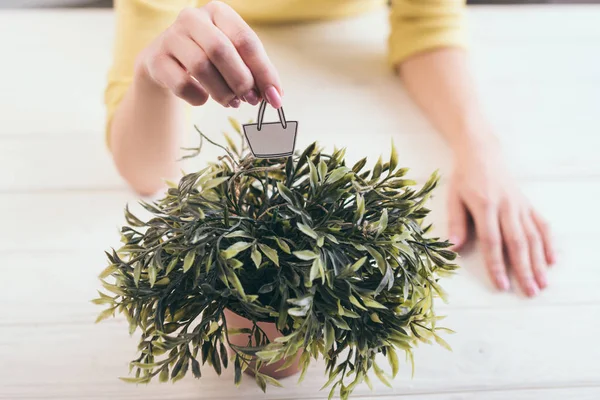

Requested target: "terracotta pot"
[{"left": 223, "top": 309, "right": 301, "bottom": 379}]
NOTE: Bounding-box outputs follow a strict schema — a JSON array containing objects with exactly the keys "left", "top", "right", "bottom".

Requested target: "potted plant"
[{"left": 94, "top": 119, "right": 458, "bottom": 399}]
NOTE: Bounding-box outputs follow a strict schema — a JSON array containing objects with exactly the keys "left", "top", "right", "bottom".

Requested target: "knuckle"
[
  {"left": 206, "top": 42, "right": 230, "bottom": 63},
  {"left": 230, "top": 75, "right": 254, "bottom": 95},
  {"left": 525, "top": 229, "right": 540, "bottom": 244},
  {"left": 538, "top": 216, "right": 551, "bottom": 232},
  {"left": 487, "top": 261, "right": 504, "bottom": 274},
  {"left": 232, "top": 30, "right": 259, "bottom": 54},
  {"left": 482, "top": 234, "right": 500, "bottom": 248},
  {"left": 172, "top": 76, "right": 194, "bottom": 97},
  {"left": 204, "top": 0, "right": 228, "bottom": 14},
  {"left": 476, "top": 195, "right": 497, "bottom": 212},
  {"left": 508, "top": 237, "right": 526, "bottom": 252},
  {"left": 177, "top": 7, "right": 198, "bottom": 24},
  {"left": 189, "top": 57, "right": 211, "bottom": 78}
]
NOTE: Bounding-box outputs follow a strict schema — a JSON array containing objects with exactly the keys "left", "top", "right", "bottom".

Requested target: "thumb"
[{"left": 448, "top": 190, "right": 468, "bottom": 251}]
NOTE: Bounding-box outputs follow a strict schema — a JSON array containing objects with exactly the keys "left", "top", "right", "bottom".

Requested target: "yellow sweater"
[{"left": 105, "top": 0, "right": 466, "bottom": 141}]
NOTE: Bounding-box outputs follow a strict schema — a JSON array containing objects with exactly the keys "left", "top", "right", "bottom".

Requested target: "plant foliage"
[{"left": 95, "top": 119, "right": 458, "bottom": 399}]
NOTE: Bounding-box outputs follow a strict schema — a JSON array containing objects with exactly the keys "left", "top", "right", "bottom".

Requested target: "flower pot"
[
  {"left": 223, "top": 309, "right": 301, "bottom": 379},
  {"left": 242, "top": 100, "right": 298, "bottom": 159}
]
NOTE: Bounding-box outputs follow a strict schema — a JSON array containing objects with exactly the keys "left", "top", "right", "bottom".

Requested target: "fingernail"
[
  {"left": 538, "top": 274, "right": 548, "bottom": 289},
  {"left": 526, "top": 281, "right": 539, "bottom": 297},
  {"left": 229, "top": 97, "right": 241, "bottom": 108},
  {"left": 243, "top": 89, "right": 259, "bottom": 106},
  {"left": 497, "top": 274, "right": 510, "bottom": 291},
  {"left": 264, "top": 86, "right": 283, "bottom": 109}
]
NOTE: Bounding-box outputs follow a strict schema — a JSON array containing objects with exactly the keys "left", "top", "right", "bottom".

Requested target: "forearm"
[
  {"left": 109, "top": 63, "right": 185, "bottom": 196},
  {"left": 397, "top": 48, "right": 497, "bottom": 158}
]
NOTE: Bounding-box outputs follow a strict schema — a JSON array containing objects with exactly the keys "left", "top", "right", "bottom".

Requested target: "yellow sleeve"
[
  {"left": 104, "top": 0, "right": 194, "bottom": 147},
  {"left": 388, "top": 0, "right": 467, "bottom": 68}
]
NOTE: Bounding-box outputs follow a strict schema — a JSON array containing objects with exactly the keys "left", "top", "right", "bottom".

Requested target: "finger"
[
  {"left": 522, "top": 212, "right": 548, "bottom": 290},
  {"left": 166, "top": 28, "right": 238, "bottom": 107},
  {"left": 149, "top": 55, "right": 209, "bottom": 106},
  {"left": 499, "top": 204, "right": 538, "bottom": 297},
  {"left": 471, "top": 203, "right": 510, "bottom": 291},
  {"left": 183, "top": 8, "right": 256, "bottom": 103},
  {"left": 207, "top": 1, "right": 283, "bottom": 108},
  {"left": 531, "top": 210, "right": 556, "bottom": 266},
  {"left": 448, "top": 189, "right": 468, "bottom": 251}
]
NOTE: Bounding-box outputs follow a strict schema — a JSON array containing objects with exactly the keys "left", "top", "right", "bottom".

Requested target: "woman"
[{"left": 105, "top": 0, "right": 555, "bottom": 297}]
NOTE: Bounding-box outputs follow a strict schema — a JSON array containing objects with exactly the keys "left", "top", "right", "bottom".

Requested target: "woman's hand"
[
  {"left": 448, "top": 140, "right": 556, "bottom": 296},
  {"left": 135, "top": 1, "right": 283, "bottom": 109}
]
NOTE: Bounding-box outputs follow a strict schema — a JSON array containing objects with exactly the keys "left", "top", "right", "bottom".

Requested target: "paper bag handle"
[{"left": 257, "top": 100, "right": 287, "bottom": 131}]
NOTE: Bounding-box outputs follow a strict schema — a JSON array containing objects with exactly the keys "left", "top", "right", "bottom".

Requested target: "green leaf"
[
  {"left": 352, "top": 157, "right": 367, "bottom": 173},
  {"left": 324, "top": 321, "right": 335, "bottom": 351},
  {"left": 119, "top": 376, "right": 150, "bottom": 384},
  {"left": 293, "top": 250, "right": 318, "bottom": 261},
  {"left": 258, "top": 281, "right": 276, "bottom": 294},
  {"left": 263, "top": 374, "right": 283, "bottom": 388},
  {"left": 434, "top": 333, "right": 452, "bottom": 351},
  {"left": 228, "top": 116, "right": 242, "bottom": 134},
  {"left": 354, "top": 194, "right": 365, "bottom": 223},
  {"left": 318, "top": 160, "right": 328, "bottom": 181},
  {"left": 370, "top": 312, "right": 382, "bottom": 323},
  {"left": 389, "top": 139, "right": 398, "bottom": 174},
  {"left": 349, "top": 295, "right": 367, "bottom": 310},
  {"left": 309, "top": 258, "right": 320, "bottom": 282},
  {"left": 298, "top": 223, "right": 318, "bottom": 240},
  {"left": 95, "top": 307, "right": 114, "bottom": 323},
  {"left": 251, "top": 247, "right": 262, "bottom": 268},
  {"left": 166, "top": 257, "right": 178, "bottom": 275},
  {"left": 372, "top": 156, "right": 383, "bottom": 180},
  {"left": 225, "top": 230, "right": 253, "bottom": 239},
  {"left": 365, "top": 246, "right": 386, "bottom": 274},
  {"left": 276, "top": 182, "right": 295, "bottom": 205},
  {"left": 158, "top": 366, "right": 169, "bottom": 382},
  {"left": 270, "top": 236, "right": 291, "bottom": 254},
  {"left": 256, "top": 373, "right": 267, "bottom": 392},
  {"left": 183, "top": 251, "right": 196, "bottom": 272},
  {"left": 307, "top": 159, "right": 319, "bottom": 193},
  {"left": 377, "top": 208, "right": 388, "bottom": 236},
  {"left": 133, "top": 263, "right": 141, "bottom": 287},
  {"left": 258, "top": 243, "right": 279, "bottom": 266},
  {"left": 99, "top": 264, "right": 117, "bottom": 279},
  {"left": 223, "top": 131, "right": 239, "bottom": 155},
  {"left": 325, "top": 167, "right": 350, "bottom": 184},
  {"left": 227, "top": 259, "right": 243, "bottom": 269},
  {"left": 148, "top": 265, "right": 157, "bottom": 287},
  {"left": 362, "top": 297, "right": 387, "bottom": 309},
  {"left": 373, "top": 361, "right": 392, "bottom": 388},
  {"left": 234, "top": 356, "right": 242, "bottom": 386},
  {"left": 221, "top": 242, "right": 253, "bottom": 260},
  {"left": 387, "top": 347, "right": 399, "bottom": 377},
  {"left": 202, "top": 176, "right": 229, "bottom": 191},
  {"left": 309, "top": 257, "right": 325, "bottom": 284},
  {"left": 226, "top": 269, "right": 247, "bottom": 299}
]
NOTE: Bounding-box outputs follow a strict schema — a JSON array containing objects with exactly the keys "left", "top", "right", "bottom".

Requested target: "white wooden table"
[{"left": 1, "top": 5, "right": 599, "bottom": 399}]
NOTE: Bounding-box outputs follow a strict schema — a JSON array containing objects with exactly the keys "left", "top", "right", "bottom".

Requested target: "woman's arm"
[
  {"left": 398, "top": 47, "right": 556, "bottom": 297},
  {"left": 106, "top": 1, "right": 282, "bottom": 195}
]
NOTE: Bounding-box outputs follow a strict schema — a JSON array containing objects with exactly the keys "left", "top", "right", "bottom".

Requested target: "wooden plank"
[
  {"left": 2, "top": 121, "right": 600, "bottom": 191},
  {"left": 1, "top": 305, "right": 598, "bottom": 398},
  {"left": 1, "top": 8, "right": 599, "bottom": 140},
  {"left": 1, "top": 180, "right": 597, "bottom": 252},
  {"left": 0, "top": 226, "right": 597, "bottom": 328}
]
